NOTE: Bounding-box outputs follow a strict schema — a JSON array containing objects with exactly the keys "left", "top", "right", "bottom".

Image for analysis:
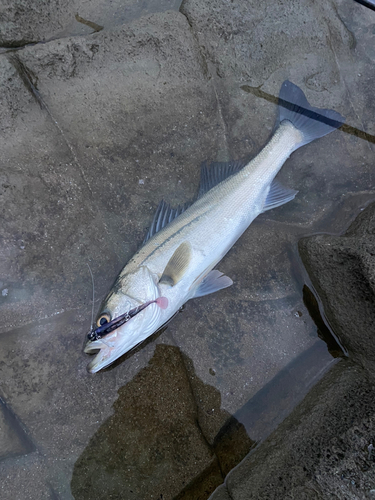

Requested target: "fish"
[{"left": 84, "top": 80, "right": 344, "bottom": 373}]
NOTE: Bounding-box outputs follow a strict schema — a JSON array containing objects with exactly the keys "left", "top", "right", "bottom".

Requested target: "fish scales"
[
  {"left": 129, "top": 123, "right": 302, "bottom": 272},
  {"left": 84, "top": 81, "right": 344, "bottom": 373}
]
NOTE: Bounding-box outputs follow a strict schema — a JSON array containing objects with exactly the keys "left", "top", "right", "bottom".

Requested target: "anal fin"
[
  {"left": 192, "top": 270, "right": 233, "bottom": 298},
  {"left": 262, "top": 179, "right": 298, "bottom": 213}
]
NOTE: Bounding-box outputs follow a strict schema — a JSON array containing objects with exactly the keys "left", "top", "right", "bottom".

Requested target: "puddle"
[{"left": 71, "top": 344, "right": 255, "bottom": 499}]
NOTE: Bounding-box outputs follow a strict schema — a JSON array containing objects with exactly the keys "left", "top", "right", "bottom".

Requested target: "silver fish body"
[{"left": 84, "top": 81, "right": 344, "bottom": 373}]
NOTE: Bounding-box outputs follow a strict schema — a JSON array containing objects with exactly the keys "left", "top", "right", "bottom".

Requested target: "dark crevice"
[
  {"left": 7, "top": 54, "right": 45, "bottom": 109},
  {"left": 302, "top": 284, "right": 345, "bottom": 359},
  {"left": 179, "top": 4, "right": 209, "bottom": 80},
  {"left": 0, "top": 39, "right": 38, "bottom": 50},
  {"left": 179, "top": 4, "right": 232, "bottom": 161},
  {"left": 179, "top": 349, "right": 255, "bottom": 498},
  {"left": 0, "top": 25, "right": 102, "bottom": 56}
]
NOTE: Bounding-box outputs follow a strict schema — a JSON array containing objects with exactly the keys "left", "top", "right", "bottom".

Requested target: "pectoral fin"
[
  {"left": 192, "top": 270, "right": 233, "bottom": 298},
  {"left": 160, "top": 242, "right": 192, "bottom": 286}
]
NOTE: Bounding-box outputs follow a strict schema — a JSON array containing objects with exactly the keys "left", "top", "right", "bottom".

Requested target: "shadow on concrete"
[
  {"left": 71, "top": 344, "right": 254, "bottom": 500},
  {"left": 0, "top": 395, "right": 35, "bottom": 461}
]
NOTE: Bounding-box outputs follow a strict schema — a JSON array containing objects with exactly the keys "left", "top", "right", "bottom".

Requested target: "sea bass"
[{"left": 84, "top": 81, "right": 344, "bottom": 373}]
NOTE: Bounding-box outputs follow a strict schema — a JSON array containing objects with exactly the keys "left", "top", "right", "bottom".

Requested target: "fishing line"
[{"left": 87, "top": 262, "right": 95, "bottom": 331}]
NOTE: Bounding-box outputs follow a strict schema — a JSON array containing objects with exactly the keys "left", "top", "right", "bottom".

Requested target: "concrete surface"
[
  {"left": 0, "top": 0, "right": 374, "bottom": 498},
  {"left": 0, "top": 0, "right": 182, "bottom": 47}
]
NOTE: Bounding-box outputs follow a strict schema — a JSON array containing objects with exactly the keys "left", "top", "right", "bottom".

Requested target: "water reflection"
[
  {"left": 233, "top": 340, "right": 336, "bottom": 442},
  {"left": 71, "top": 345, "right": 254, "bottom": 499}
]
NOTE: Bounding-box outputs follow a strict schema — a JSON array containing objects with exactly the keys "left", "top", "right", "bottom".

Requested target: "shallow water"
[{"left": 0, "top": 0, "right": 375, "bottom": 498}]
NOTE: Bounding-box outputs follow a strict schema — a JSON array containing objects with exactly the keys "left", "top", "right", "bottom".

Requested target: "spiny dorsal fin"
[
  {"left": 261, "top": 179, "right": 298, "bottom": 213},
  {"left": 143, "top": 159, "right": 247, "bottom": 244},
  {"left": 160, "top": 242, "right": 192, "bottom": 286},
  {"left": 198, "top": 160, "right": 247, "bottom": 198},
  {"left": 143, "top": 200, "right": 191, "bottom": 244}
]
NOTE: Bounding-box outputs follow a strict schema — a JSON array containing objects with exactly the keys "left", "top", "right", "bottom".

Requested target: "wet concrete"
[
  {"left": 0, "top": 396, "right": 35, "bottom": 460},
  {"left": 0, "top": 0, "right": 182, "bottom": 48},
  {"left": 0, "top": 0, "right": 374, "bottom": 498},
  {"left": 71, "top": 345, "right": 254, "bottom": 499}
]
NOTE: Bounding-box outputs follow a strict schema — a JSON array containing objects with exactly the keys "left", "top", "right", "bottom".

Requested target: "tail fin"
[{"left": 278, "top": 81, "right": 344, "bottom": 148}]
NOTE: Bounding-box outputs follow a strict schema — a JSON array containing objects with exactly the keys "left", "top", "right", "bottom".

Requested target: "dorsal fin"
[
  {"left": 143, "top": 200, "right": 191, "bottom": 244},
  {"left": 143, "top": 159, "right": 247, "bottom": 244},
  {"left": 198, "top": 160, "right": 247, "bottom": 198}
]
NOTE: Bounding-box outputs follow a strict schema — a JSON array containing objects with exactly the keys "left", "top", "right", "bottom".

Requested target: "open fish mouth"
[
  {"left": 85, "top": 340, "right": 115, "bottom": 372},
  {"left": 84, "top": 339, "right": 106, "bottom": 354},
  {"left": 87, "top": 354, "right": 106, "bottom": 373},
  {"left": 84, "top": 335, "right": 119, "bottom": 372}
]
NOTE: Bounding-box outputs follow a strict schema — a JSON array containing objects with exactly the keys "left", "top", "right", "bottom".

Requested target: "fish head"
[{"left": 84, "top": 266, "right": 164, "bottom": 373}]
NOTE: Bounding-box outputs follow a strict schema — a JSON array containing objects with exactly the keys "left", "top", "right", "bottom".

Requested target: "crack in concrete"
[
  {"left": 212, "top": 82, "right": 230, "bottom": 162},
  {"left": 6, "top": 53, "right": 124, "bottom": 264},
  {"left": 8, "top": 54, "right": 94, "bottom": 198},
  {"left": 329, "top": 0, "right": 357, "bottom": 50},
  {"left": 180, "top": 8, "right": 230, "bottom": 161}
]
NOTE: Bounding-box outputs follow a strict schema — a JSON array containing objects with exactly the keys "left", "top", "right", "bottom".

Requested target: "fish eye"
[{"left": 96, "top": 313, "right": 111, "bottom": 327}]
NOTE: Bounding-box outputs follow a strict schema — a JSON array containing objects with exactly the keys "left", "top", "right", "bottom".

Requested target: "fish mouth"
[
  {"left": 87, "top": 354, "right": 105, "bottom": 373},
  {"left": 84, "top": 338, "right": 117, "bottom": 373},
  {"left": 85, "top": 347, "right": 110, "bottom": 373},
  {"left": 83, "top": 340, "right": 102, "bottom": 354}
]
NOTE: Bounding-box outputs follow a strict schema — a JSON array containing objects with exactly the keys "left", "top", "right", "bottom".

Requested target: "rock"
[
  {"left": 209, "top": 485, "right": 232, "bottom": 500},
  {"left": 181, "top": 0, "right": 373, "bottom": 229},
  {"left": 71, "top": 344, "right": 215, "bottom": 499},
  {"left": 299, "top": 202, "right": 375, "bottom": 376},
  {"left": 0, "top": 10, "right": 213, "bottom": 328},
  {"left": 213, "top": 361, "right": 375, "bottom": 500}
]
